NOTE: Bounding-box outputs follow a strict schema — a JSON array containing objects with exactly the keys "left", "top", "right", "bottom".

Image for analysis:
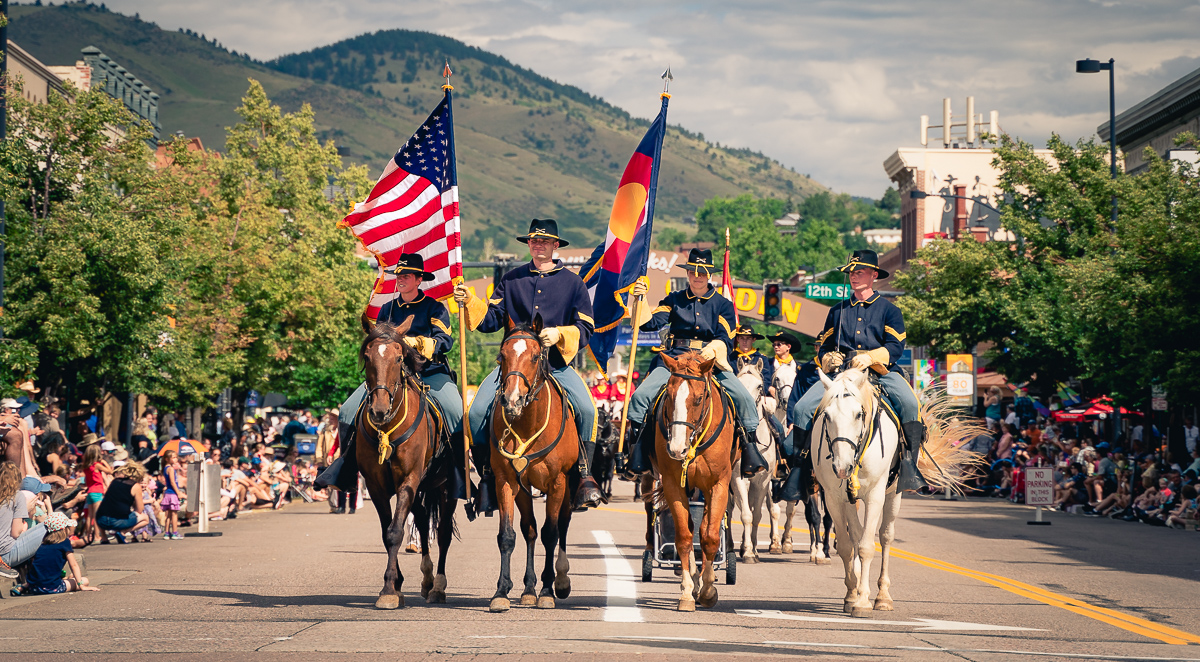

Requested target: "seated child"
[{"left": 13, "top": 512, "right": 98, "bottom": 596}]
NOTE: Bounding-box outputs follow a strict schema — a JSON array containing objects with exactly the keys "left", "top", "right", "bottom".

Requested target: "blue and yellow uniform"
[
  {"left": 462, "top": 258, "right": 597, "bottom": 450},
  {"left": 734, "top": 348, "right": 775, "bottom": 393}
]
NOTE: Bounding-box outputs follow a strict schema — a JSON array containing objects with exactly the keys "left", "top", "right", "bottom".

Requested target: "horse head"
[
  {"left": 660, "top": 352, "right": 716, "bottom": 461},
  {"left": 817, "top": 367, "right": 875, "bottom": 480},
  {"left": 360, "top": 315, "right": 418, "bottom": 427},
  {"left": 736, "top": 359, "right": 764, "bottom": 400},
  {"left": 498, "top": 314, "right": 547, "bottom": 420}
]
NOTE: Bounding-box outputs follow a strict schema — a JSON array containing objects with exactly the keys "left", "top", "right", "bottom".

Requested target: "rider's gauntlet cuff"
[
  {"left": 412, "top": 336, "right": 436, "bottom": 360},
  {"left": 701, "top": 340, "right": 732, "bottom": 373},
  {"left": 866, "top": 347, "right": 890, "bottom": 374},
  {"left": 462, "top": 294, "right": 489, "bottom": 331},
  {"left": 554, "top": 325, "right": 581, "bottom": 363}
]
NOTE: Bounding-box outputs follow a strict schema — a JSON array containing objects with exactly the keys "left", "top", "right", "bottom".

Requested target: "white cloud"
[{"left": 102, "top": 0, "right": 1200, "bottom": 196}]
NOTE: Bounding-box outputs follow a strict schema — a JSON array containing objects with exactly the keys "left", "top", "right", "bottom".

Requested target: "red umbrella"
[{"left": 1052, "top": 397, "right": 1141, "bottom": 423}]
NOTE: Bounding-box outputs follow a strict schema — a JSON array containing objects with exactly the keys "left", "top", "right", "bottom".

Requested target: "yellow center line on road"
[{"left": 595, "top": 505, "right": 1200, "bottom": 645}]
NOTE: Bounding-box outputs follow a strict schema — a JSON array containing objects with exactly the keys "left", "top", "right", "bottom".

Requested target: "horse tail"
[
  {"left": 917, "top": 386, "right": 987, "bottom": 493},
  {"left": 645, "top": 482, "right": 665, "bottom": 511}
]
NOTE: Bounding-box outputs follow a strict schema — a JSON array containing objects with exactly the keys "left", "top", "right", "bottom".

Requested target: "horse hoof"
[
  {"left": 421, "top": 584, "right": 432, "bottom": 599},
  {"left": 554, "top": 577, "right": 572, "bottom": 600},
  {"left": 851, "top": 607, "right": 872, "bottom": 619},
  {"left": 843, "top": 601, "right": 855, "bottom": 614},
  {"left": 874, "top": 600, "right": 893, "bottom": 611},
  {"left": 742, "top": 554, "right": 758, "bottom": 564},
  {"left": 769, "top": 543, "right": 783, "bottom": 555},
  {"left": 819, "top": 558, "right": 832, "bottom": 566},
  {"left": 520, "top": 593, "right": 538, "bottom": 606},
  {"left": 489, "top": 597, "right": 511, "bottom": 613},
  {"left": 426, "top": 590, "right": 446, "bottom": 604},
  {"left": 678, "top": 598, "right": 696, "bottom": 612},
  {"left": 782, "top": 542, "right": 793, "bottom": 554},
  {"left": 697, "top": 586, "right": 718, "bottom": 609},
  {"left": 673, "top": 567, "right": 683, "bottom": 577},
  {"left": 375, "top": 594, "right": 402, "bottom": 610},
  {"left": 536, "top": 595, "right": 556, "bottom": 609}
]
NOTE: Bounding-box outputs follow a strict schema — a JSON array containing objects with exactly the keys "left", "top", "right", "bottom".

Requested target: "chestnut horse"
[
  {"left": 654, "top": 351, "right": 737, "bottom": 611},
  {"left": 488, "top": 316, "right": 579, "bottom": 612},
  {"left": 358, "top": 315, "right": 458, "bottom": 610}
]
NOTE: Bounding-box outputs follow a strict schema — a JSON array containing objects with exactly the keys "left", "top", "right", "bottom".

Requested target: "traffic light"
[{"left": 763, "top": 280, "right": 782, "bottom": 322}]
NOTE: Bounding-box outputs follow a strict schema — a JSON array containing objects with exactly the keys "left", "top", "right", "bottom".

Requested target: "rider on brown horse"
[
  {"left": 317, "top": 254, "right": 465, "bottom": 503},
  {"left": 455, "top": 219, "right": 605, "bottom": 512},
  {"left": 621, "top": 248, "right": 769, "bottom": 478}
]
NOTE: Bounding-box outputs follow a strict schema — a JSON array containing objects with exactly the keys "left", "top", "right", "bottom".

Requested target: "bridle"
[
  {"left": 362, "top": 336, "right": 425, "bottom": 464},
  {"left": 498, "top": 331, "right": 549, "bottom": 411},
  {"left": 817, "top": 388, "right": 885, "bottom": 501},
  {"left": 665, "top": 369, "right": 713, "bottom": 450}
]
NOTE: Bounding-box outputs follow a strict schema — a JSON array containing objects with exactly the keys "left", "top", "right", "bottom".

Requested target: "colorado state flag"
[{"left": 580, "top": 94, "right": 670, "bottom": 373}]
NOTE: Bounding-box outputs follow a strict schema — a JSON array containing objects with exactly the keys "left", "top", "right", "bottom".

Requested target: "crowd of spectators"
[
  {"left": 962, "top": 389, "right": 1199, "bottom": 531},
  {"left": 0, "top": 398, "right": 349, "bottom": 597}
]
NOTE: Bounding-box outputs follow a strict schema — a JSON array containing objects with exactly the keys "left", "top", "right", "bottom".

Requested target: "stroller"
[{"left": 642, "top": 489, "right": 736, "bottom": 585}]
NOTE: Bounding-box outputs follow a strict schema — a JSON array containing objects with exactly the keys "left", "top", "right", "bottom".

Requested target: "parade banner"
[{"left": 580, "top": 94, "right": 669, "bottom": 373}]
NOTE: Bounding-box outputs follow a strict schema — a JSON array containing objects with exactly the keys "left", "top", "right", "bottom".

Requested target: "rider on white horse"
[{"left": 780, "top": 249, "right": 926, "bottom": 502}]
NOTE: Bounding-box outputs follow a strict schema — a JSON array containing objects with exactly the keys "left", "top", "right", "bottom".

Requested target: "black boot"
[
  {"left": 738, "top": 426, "right": 769, "bottom": 477},
  {"left": 622, "top": 420, "right": 653, "bottom": 479},
  {"left": 778, "top": 429, "right": 813, "bottom": 502},
  {"left": 573, "top": 440, "right": 605, "bottom": 510},
  {"left": 471, "top": 440, "right": 497, "bottom": 516},
  {"left": 315, "top": 419, "right": 360, "bottom": 493},
  {"left": 897, "top": 421, "right": 929, "bottom": 492}
]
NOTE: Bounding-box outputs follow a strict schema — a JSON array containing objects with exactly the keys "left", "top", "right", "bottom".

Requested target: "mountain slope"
[{"left": 10, "top": 2, "right": 828, "bottom": 254}]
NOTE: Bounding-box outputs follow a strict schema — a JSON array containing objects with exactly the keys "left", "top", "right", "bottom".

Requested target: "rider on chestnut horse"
[
  {"left": 621, "top": 248, "right": 769, "bottom": 479},
  {"left": 455, "top": 219, "right": 605, "bottom": 512}
]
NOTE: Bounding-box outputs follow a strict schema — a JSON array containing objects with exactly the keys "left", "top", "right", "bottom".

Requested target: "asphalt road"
[{"left": 2, "top": 481, "right": 1199, "bottom": 661}]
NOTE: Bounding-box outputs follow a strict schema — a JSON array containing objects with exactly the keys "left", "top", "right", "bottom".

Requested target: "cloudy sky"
[{"left": 105, "top": 0, "right": 1200, "bottom": 197}]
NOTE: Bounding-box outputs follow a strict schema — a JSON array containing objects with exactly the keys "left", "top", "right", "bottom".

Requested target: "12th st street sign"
[{"left": 805, "top": 283, "right": 850, "bottom": 299}]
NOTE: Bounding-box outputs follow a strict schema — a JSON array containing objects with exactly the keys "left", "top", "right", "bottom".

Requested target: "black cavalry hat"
[
  {"left": 679, "top": 248, "right": 716, "bottom": 275},
  {"left": 516, "top": 218, "right": 569, "bottom": 247},
  {"left": 838, "top": 249, "right": 889, "bottom": 279},
  {"left": 388, "top": 253, "right": 436, "bottom": 281},
  {"left": 768, "top": 331, "right": 805, "bottom": 353},
  {"left": 734, "top": 325, "right": 765, "bottom": 340}
]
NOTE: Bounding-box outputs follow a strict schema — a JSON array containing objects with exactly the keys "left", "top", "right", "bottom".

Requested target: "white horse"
[
  {"left": 812, "top": 367, "right": 978, "bottom": 617},
  {"left": 772, "top": 357, "right": 797, "bottom": 427},
  {"left": 729, "top": 361, "right": 782, "bottom": 563}
]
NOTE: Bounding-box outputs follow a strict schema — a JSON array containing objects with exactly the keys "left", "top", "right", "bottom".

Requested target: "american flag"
[{"left": 340, "top": 90, "right": 461, "bottom": 319}]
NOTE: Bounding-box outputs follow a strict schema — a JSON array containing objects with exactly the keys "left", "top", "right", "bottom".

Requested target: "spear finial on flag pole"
[
  {"left": 661, "top": 66, "right": 673, "bottom": 98},
  {"left": 443, "top": 60, "right": 454, "bottom": 91}
]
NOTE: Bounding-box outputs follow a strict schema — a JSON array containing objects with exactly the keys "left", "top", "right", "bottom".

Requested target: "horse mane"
[
  {"left": 818, "top": 369, "right": 875, "bottom": 417},
  {"left": 360, "top": 322, "right": 425, "bottom": 376}
]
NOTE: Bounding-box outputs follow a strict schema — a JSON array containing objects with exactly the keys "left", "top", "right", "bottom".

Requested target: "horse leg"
[
  {"left": 377, "top": 481, "right": 416, "bottom": 610},
  {"left": 515, "top": 489, "right": 539, "bottom": 606},
  {"left": 781, "top": 500, "right": 796, "bottom": 554},
  {"left": 490, "top": 477, "right": 517, "bottom": 613},
  {"left": 828, "top": 499, "right": 859, "bottom": 614},
  {"left": 875, "top": 490, "right": 903, "bottom": 611},
  {"left": 555, "top": 482, "right": 574, "bottom": 600},
  {"left": 664, "top": 486, "right": 695, "bottom": 611},
  {"left": 696, "top": 484, "right": 726, "bottom": 609},
  {"left": 821, "top": 494, "right": 834, "bottom": 561},
  {"left": 731, "top": 476, "right": 755, "bottom": 562},
  {"left": 764, "top": 480, "right": 783, "bottom": 555},
  {"left": 641, "top": 474, "right": 656, "bottom": 553},
  {"left": 411, "top": 502, "right": 434, "bottom": 599},
  {"left": 427, "top": 495, "right": 455, "bottom": 604},
  {"left": 537, "top": 473, "right": 567, "bottom": 609},
  {"left": 850, "top": 490, "right": 885, "bottom": 617},
  {"left": 806, "top": 495, "right": 828, "bottom": 564}
]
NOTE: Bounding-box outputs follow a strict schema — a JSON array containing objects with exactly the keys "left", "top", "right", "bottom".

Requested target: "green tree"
[
  {"left": 653, "top": 227, "right": 687, "bottom": 250},
  {"left": 179, "top": 80, "right": 373, "bottom": 409},
  {"left": 288, "top": 337, "right": 364, "bottom": 410},
  {"left": 0, "top": 80, "right": 200, "bottom": 403},
  {"left": 694, "top": 194, "right": 785, "bottom": 243}
]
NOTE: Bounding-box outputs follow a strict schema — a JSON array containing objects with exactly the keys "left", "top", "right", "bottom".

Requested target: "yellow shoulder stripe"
[
  {"left": 652, "top": 305, "right": 671, "bottom": 315},
  {"left": 817, "top": 328, "right": 834, "bottom": 345},
  {"left": 431, "top": 318, "right": 451, "bottom": 335},
  {"left": 885, "top": 325, "right": 907, "bottom": 342},
  {"left": 577, "top": 313, "right": 595, "bottom": 327},
  {"left": 489, "top": 298, "right": 502, "bottom": 306},
  {"left": 718, "top": 316, "right": 733, "bottom": 337}
]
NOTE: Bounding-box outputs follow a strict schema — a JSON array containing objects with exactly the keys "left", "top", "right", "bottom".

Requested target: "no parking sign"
[{"left": 1025, "top": 467, "right": 1054, "bottom": 506}]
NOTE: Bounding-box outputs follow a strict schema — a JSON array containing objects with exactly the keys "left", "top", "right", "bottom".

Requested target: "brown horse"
[
  {"left": 487, "top": 316, "right": 579, "bottom": 612},
  {"left": 357, "top": 315, "right": 458, "bottom": 610},
  {"left": 653, "top": 351, "right": 738, "bottom": 611}
]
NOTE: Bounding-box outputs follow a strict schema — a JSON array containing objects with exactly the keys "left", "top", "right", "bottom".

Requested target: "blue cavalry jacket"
[
  {"left": 816, "top": 293, "right": 906, "bottom": 375},
  {"left": 377, "top": 292, "right": 453, "bottom": 377},
  {"left": 475, "top": 260, "right": 594, "bottom": 369},
  {"left": 787, "top": 359, "right": 822, "bottom": 425},
  {"left": 640, "top": 285, "right": 736, "bottom": 358}
]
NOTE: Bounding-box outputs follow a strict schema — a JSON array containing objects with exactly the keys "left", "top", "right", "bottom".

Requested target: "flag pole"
[
  {"left": 443, "top": 63, "right": 470, "bottom": 502},
  {"left": 617, "top": 283, "right": 644, "bottom": 455}
]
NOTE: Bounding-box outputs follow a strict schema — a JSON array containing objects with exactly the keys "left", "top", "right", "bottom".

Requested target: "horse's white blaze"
[
  {"left": 512, "top": 339, "right": 528, "bottom": 358},
  {"left": 670, "top": 380, "right": 691, "bottom": 458},
  {"left": 504, "top": 339, "right": 531, "bottom": 403},
  {"left": 377, "top": 344, "right": 387, "bottom": 358}
]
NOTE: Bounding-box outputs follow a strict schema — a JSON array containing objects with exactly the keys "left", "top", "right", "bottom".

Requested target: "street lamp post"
[{"left": 1076, "top": 57, "right": 1117, "bottom": 228}]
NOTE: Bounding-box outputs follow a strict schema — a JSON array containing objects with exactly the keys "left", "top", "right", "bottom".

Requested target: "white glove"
[
  {"left": 539, "top": 327, "right": 562, "bottom": 347},
  {"left": 630, "top": 278, "right": 649, "bottom": 298},
  {"left": 849, "top": 352, "right": 873, "bottom": 370},
  {"left": 402, "top": 336, "right": 420, "bottom": 349},
  {"left": 700, "top": 343, "right": 718, "bottom": 362},
  {"left": 821, "top": 352, "right": 845, "bottom": 373},
  {"left": 453, "top": 283, "right": 470, "bottom": 304}
]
